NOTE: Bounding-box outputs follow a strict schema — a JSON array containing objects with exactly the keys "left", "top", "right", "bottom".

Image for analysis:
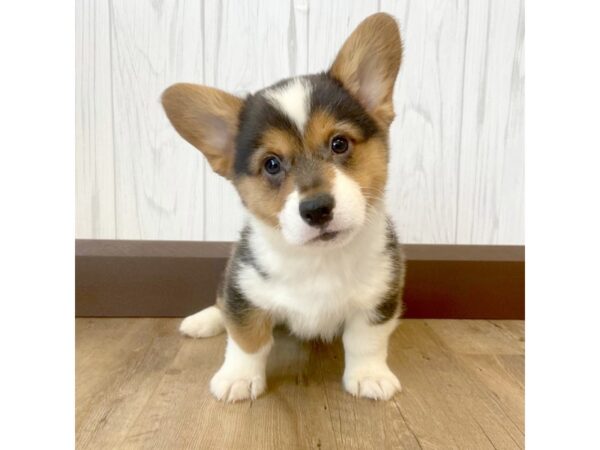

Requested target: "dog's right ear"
[{"left": 162, "top": 83, "right": 243, "bottom": 179}]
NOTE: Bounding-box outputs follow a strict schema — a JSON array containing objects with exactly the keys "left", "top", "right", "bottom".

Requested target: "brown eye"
[
  {"left": 331, "top": 135, "right": 349, "bottom": 154},
  {"left": 263, "top": 156, "right": 282, "bottom": 175}
]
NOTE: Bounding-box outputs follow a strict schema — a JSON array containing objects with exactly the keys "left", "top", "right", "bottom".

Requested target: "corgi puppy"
[{"left": 162, "top": 13, "right": 405, "bottom": 402}]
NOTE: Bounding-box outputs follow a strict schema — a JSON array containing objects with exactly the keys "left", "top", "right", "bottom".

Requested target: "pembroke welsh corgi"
[{"left": 162, "top": 13, "right": 405, "bottom": 402}]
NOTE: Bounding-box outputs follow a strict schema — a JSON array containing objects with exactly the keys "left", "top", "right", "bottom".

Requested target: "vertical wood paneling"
[
  {"left": 497, "top": 0, "right": 524, "bottom": 245},
  {"left": 76, "top": 0, "right": 116, "bottom": 239},
  {"left": 109, "top": 0, "right": 206, "bottom": 239},
  {"left": 380, "top": 0, "right": 524, "bottom": 244},
  {"left": 290, "top": 0, "right": 310, "bottom": 75},
  {"left": 455, "top": 0, "right": 524, "bottom": 244},
  {"left": 76, "top": 0, "right": 525, "bottom": 245},
  {"left": 381, "top": 0, "right": 468, "bottom": 244},
  {"left": 306, "top": 0, "right": 379, "bottom": 73}
]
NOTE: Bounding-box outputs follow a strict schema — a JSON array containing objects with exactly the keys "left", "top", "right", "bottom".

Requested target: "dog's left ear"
[{"left": 330, "top": 13, "right": 402, "bottom": 126}]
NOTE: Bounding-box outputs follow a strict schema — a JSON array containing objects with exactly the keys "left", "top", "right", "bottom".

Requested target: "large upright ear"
[
  {"left": 329, "top": 13, "right": 402, "bottom": 126},
  {"left": 162, "top": 83, "right": 243, "bottom": 179}
]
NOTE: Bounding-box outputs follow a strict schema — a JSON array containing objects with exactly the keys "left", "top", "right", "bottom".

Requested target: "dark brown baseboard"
[{"left": 75, "top": 240, "right": 524, "bottom": 319}]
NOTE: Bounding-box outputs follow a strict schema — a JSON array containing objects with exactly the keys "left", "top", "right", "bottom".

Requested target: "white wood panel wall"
[{"left": 76, "top": 0, "right": 524, "bottom": 244}]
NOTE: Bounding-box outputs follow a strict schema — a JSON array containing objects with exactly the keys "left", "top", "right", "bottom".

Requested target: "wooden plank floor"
[{"left": 76, "top": 319, "right": 524, "bottom": 449}]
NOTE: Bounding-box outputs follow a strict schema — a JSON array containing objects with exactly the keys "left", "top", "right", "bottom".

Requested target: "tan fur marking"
[
  {"left": 234, "top": 105, "right": 390, "bottom": 227},
  {"left": 162, "top": 83, "right": 243, "bottom": 179},
  {"left": 235, "top": 175, "right": 294, "bottom": 226},
  {"left": 304, "top": 110, "right": 364, "bottom": 151},
  {"left": 343, "top": 136, "right": 389, "bottom": 206},
  {"left": 233, "top": 127, "right": 300, "bottom": 226},
  {"left": 222, "top": 307, "right": 273, "bottom": 354},
  {"left": 257, "top": 128, "right": 298, "bottom": 168},
  {"left": 305, "top": 109, "right": 385, "bottom": 201}
]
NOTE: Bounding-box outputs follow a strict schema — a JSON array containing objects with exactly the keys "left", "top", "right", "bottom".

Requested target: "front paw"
[
  {"left": 179, "top": 306, "right": 224, "bottom": 338},
  {"left": 343, "top": 366, "right": 402, "bottom": 400},
  {"left": 209, "top": 370, "right": 266, "bottom": 403}
]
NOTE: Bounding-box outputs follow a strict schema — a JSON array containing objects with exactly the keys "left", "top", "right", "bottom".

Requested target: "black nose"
[{"left": 299, "top": 193, "right": 335, "bottom": 227}]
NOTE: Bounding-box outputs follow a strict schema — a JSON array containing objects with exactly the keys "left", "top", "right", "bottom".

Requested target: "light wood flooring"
[{"left": 76, "top": 319, "right": 524, "bottom": 449}]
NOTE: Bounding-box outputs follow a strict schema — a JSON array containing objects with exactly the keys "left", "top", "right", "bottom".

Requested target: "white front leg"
[
  {"left": 342, "top": 312, "right": 401, "bottom": 400},
  {"left": 210, "top": 335, "right": 273, "bottom": 403}
]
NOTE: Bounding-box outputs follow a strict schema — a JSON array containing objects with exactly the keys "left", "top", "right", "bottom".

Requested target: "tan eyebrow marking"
[
  {"left": 305, "top": 109, "right": 365, "bottom": 152},
  {"left": 245, "top": 127, "right": 301, "bottom": 174}
]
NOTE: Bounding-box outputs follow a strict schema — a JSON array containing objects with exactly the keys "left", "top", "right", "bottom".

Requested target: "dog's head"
[{"left": 162, "top": 13, "right": 402, "bottom": 247}]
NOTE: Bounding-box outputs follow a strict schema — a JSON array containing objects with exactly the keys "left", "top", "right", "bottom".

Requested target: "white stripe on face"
[{"left": 265, "top": 78, "right": 311, "bottom": 133}]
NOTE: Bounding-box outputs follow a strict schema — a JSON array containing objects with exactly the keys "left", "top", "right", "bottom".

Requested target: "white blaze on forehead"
[{"left": 265, "top": 78, "right": 311, "bottom": 133}]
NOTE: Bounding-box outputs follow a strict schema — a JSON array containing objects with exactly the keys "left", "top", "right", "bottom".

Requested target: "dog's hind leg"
[{"left": 179, "top": 305, "right": 226, "bottom": 338}]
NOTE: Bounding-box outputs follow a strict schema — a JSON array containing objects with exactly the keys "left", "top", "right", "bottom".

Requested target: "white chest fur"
[{"left": 236, "top": 208, "right": 395, "bottom": 340}]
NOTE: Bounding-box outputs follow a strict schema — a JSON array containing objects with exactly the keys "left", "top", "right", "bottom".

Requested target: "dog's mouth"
[
  {"left": 315, "top": 231, "right": 339, "bottom": 242},
  {"left": 307, "top": 229, "right": 350, "bottom": 245}
]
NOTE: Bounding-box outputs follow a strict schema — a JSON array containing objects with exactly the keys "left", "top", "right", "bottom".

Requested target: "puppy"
[{"left": 162, "top": 13, "right": 405, "bottom": 402}]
